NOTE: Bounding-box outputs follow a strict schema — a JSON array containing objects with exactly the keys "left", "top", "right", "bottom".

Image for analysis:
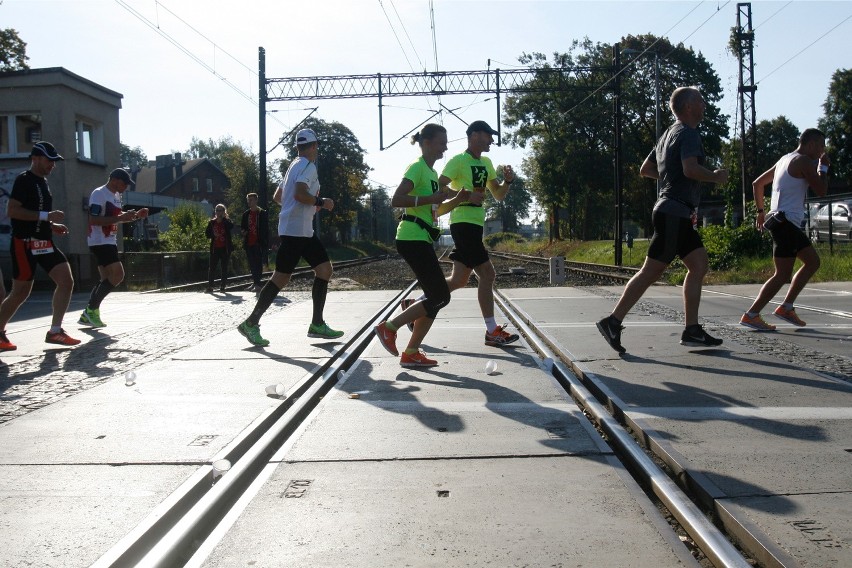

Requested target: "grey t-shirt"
[{"left": 648, "top": 122, "right": 704, "bottom": 219}]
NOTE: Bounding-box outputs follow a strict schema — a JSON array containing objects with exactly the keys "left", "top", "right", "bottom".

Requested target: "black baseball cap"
[
  {"left": 109, "top": 168, "right": 135, "bottom": 186},
  {"left": 30, "top": 142, "right": 64, "bottom": 161},
  {"left": 466, "top": 120, "right": 499, "bottom": 136}
]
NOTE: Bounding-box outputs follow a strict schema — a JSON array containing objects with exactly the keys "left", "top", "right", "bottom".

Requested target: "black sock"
[
  {"left": 311, "top": 277, "right": 329, "bottom": 326},
  {"left": 88, "top": 280, "right": 115, "bottom": 309},
  {"left": 247, "top": 281, "right": 280, "bottom": 325}
]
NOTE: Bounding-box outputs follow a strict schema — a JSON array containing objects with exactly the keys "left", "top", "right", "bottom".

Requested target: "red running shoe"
[
  {"left": 0, "top": 331, "right": 17, "bottom": 351},
  {"left": 485, "top": 325, "right": 519, "bottom": 347},
  {"left": 45, "top": 329, "right": 81, "bottom": 346},
  {"left": 374, "top": 322, "right": 398, "bottom": 356},
  {"left": 400, "top": 350, "right": 438, "bottom": 368}
]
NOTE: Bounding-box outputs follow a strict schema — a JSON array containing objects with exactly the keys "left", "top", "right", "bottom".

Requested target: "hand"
[
  {"left": 819, "top": 153, "right": 831, "bottom": 168},
  {"left": 467, "top": 191, "right": 485, "bottom": 206},
  {"left": 714, "top": 168, "right": 729, "bottom": 185},
  {"left": 120, "top": 210, "right": 137, "bottom": 222},
  {"left": 47, "top": 210, "right": 65, "bottom": 223},
  {"left": 502, "top": 165, "right": 515, "bottom": 184},
  {"left": 51, "top": 223, "right": 69, "bottom": 235},
  {"left": 432, "top": 189, "right": 449, "bottom": 203},
  {"left": 137, "top": 207, "right": 149, "bottom": 219},
  {"left": 322, "top": 198, "right": 335, "bottom": 211},
  {"left": 755, "top": 210, "right": 765, "bottom": 232}
]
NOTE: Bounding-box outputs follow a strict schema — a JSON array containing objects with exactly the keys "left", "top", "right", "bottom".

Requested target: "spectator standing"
[
  {"left": 241, "top": 192, "right": 268, "bottom": 292},
  {"left": 205, "top": 204, "right": 234, "bottom": 293}
]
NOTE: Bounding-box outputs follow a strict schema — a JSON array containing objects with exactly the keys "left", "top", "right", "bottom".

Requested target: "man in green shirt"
[{"left": 438, "top": 120, "right": 519, "bottom": 347}]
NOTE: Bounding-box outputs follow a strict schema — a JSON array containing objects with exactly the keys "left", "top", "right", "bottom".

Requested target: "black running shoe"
[
  {"left": 680, "top": 325, "right": 723, "bottom": 347},
  {"left": 596, "top": 316, "right": 626, "bottom": 354}
]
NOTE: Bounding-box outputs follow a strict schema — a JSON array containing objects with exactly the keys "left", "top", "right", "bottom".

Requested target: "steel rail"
[
  {"left": 493, "top": 289, "right": 752, "bottom": 568},
  {"left": 92, "top": 281, "right": 415, "bottom": 567}
]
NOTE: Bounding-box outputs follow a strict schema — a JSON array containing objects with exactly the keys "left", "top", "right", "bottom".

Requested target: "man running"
[
  {"left": 79, "top": 168, "right": 146, "bottom": 328},
  {"left": 438, "top": 120, "right": 519, "bottom": 347},
  {"left": 740, "top": 128, "right": 830, "bottom": 330},
  {"left": 237, "top": 128, "right": 343, "bottom": 347},
  {"left": 0, "top": 142, "right": 81, "bottom": 350}
]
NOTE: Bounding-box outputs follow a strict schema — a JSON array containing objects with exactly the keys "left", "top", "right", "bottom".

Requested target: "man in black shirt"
[
  {"left": 0, "top": 142, "right": 81, "bottom": 350},
  {"left": 597, "top": 87, "right": 728, "bottom": 353}
]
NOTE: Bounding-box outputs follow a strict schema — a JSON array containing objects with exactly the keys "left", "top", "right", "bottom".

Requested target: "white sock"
[
  {"left": 49, "top": 326, "right": 62, "bottom": 334},
  {"left": 485, "top": 317, "right": 497, "bottom": 333}
]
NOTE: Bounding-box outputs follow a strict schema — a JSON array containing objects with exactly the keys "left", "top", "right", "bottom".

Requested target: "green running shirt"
[
  {"left": 441, "top": 151, "right": 496, "bottom": 226},
  {"left": 396, "top": 156, "right": 439, "bottom": 242}
]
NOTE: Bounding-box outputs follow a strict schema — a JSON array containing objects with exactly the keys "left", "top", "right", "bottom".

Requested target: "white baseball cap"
[{"left": 295, "top": 128, "right": 318, "bottom": 145}]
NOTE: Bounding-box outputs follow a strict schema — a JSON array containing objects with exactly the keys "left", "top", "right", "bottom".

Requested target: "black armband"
[{"left": 314, "top": 196, "right": 325, "bottom": 207}]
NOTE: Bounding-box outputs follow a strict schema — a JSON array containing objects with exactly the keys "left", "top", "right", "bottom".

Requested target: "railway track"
[
  {"left": 489, "top": 251, "right": 640, "bottom": 284},
  {"left": 92, "top": 282, "right": 754, "bottom": 568}
]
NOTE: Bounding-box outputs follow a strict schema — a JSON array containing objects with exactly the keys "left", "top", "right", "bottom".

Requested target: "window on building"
[
  {"left": 192, "top": 178, "right": 199, "bottom": 192},
  {"left": 75, "top": 118, "right": 103, "bottom": 163},
  {"left": 0, "top": 113, "right": 42, "bottom": 157},
  {"left": 206, "top": 179, "right": 213, "bottom": 193}
]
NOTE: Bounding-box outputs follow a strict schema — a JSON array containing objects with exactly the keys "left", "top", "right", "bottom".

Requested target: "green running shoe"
[
  {"left": 79, "top": 307, "right": 106, "bottom": 328},
  {"left": 307, "top": 321, "right": 344, "bottom": 339},
  {"left": 238, "top": 320, "right": 270, "bottom": 347}
]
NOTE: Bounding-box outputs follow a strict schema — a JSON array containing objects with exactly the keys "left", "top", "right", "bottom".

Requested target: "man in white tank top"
[{"left": 740, "top": 128, "right": 830, "bottom": 331}]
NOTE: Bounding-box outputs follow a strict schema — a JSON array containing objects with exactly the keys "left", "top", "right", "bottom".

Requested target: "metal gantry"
[{"left": 736, "top": 2, "right": 758, "bottom": 220}]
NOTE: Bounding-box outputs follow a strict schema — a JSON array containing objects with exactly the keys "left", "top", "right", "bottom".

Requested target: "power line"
[
  {"left": 753, "top": 0, "right": 793, "bottom": 31},
  {"left": 390, "top": 0, "right": 424, "bottom": 71},
  {"left": 756, "top": 13, "right": 852, "bottom": 85},
  {"left": 378, "top": 0, "right": 418, "bottom": 72},
  {"left": 661, "top": 1, "right": 732, "bottom": 60}
]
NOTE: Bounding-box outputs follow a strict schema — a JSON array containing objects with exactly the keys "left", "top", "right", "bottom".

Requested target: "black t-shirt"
[
  {"left": 10, "top": 170, "right": 53, "bottom": 240},
  {"left": 648, "top": 122, "right": 705, "bottom": 218}
]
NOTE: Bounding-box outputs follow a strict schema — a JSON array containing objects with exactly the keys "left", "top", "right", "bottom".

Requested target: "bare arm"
[
  {"left": 640, "top": 156, "right": 659, "bottom": 179},
  {"left": 486, "top": 165, "right": 515, "bottom": 202},
  {"left": 7, "top": 198, "right": 65, "bottom": 223},
  {"left": 272, "top": 185, "right": 283, "bottom": 205},
  {"left": 294, "top": 182, "right": 334, "bottom": 211},
  {"left": 682, "top": 156, "right": 728, "bottom": 185},
  {"left": 436, "top": 174, "right": 480, "bottom": 216},
  {"left": 88, "top": 210, "right": 137, "bottom": 226}
]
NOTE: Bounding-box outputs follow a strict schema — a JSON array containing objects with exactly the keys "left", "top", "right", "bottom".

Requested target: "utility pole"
[
  {"left": 736, "top": 3, "right": 757, "bottom": 222},
  {"left": 613, "top": 43, "right": 623, "bottom": 267},
  {"left": 258, "top": 47, "right": 268, "bottom": 208}
]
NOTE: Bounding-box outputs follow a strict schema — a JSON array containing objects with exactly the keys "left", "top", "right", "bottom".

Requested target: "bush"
[
  {"left": 699, "top": 222, "right": 769, "bottom": 271},
  {"left": 484, "top": 232, "right": 526, "bottom": 248}
]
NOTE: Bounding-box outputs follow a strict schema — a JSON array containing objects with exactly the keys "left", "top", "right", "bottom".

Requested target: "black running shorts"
[
  {"left": 10, "top": 237, "right": 68, "bottom": 281},
  {"left": 396, "top": 239, "right": 450, "bottom": 319},
  {"left": 90, "top": 244, "right": 121, "bottom": 267},
  {"left": 646, "top": 209, "right": 704, "bottom": 264},
  {"left": 769, "top": 220, "right": 812, "bottom": 258},
  {"left": 448, "top": 222, "right": 489, "bottom": 268},
  {"left": 274, "top": 234, "right": 329, "bottom": 274}
]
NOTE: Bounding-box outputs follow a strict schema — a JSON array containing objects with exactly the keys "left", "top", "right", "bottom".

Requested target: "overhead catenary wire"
[
  {"left": 378, "top": 0, "right": 419, "bottom": 73},
  {"left": 756, "top": 13, "right": 852, "bottom": 85}
]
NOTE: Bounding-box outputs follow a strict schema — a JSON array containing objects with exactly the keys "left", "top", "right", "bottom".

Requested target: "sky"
[{"left": 3, "top": 0, "right": 851, "bottom": 211}]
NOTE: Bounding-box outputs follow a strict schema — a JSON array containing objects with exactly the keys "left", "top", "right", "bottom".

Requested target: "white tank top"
[{"left": 770, "top": 151, "right": 809, "bottom": 225}]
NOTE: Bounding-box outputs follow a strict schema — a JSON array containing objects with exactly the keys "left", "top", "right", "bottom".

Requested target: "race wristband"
[
  {"left": 314, "top": 196, "right": 324, "bottom": 207},
  {"left": 414, "top": 196, "right": 419, "bottom": 207},
  {"left": 38, "top": 211, "right": 48, "bottom": 222},
  {"left": 819, "top": 164, "right": 829, "bottom": 174}
]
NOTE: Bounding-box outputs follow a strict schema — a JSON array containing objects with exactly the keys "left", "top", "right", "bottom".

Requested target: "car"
[{"left": 810, "top": 201, "right": 852, "bottom": 243}]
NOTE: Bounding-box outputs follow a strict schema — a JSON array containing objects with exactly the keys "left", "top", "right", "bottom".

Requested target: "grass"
[{"left": 492, "top": 237, "right": 852, "bottom": 284}]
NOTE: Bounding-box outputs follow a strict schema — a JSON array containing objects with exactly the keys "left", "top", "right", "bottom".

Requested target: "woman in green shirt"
[{"left": 374, "top": 123, "right": 472, "bottom": 367}]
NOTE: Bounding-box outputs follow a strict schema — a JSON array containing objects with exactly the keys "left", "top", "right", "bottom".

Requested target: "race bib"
[{"left": 28, "top": 239, "right": 54, "bottom": 255}]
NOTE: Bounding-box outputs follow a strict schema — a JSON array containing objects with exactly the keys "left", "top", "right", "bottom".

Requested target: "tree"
[
  {"left": 0, "top": 28, "right": 28, "bottom": 71},
  {"left": 504, "top": 34, "right": 728, "bottom": 241},
  {"left": 120, "top": 143, "right": 148, "bottom": 170},
  {"left": 819, "top": 68, "right": 852, "bottom": 184},
  {"left": 279, "top": 118, "right": 371, "bottom": 244},
  {"left": 158, "top": 202, "right": 209, "bottom": 252},
  {"left": 483, "top": 170, "right": 531, "bottom": 234}
]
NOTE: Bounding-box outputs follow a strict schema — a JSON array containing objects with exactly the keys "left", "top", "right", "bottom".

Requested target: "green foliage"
[
  {"left": 484, "top": 232, "right": 526, "bottom": 248},
  {"left": 483, "top": 173, "right": 531, "bottom": 233},
  {"left": 159, "top": 202, "right": 209, "bottom": 252},
  {"left": 120, "top": 143, "right": 147, "bottom": 170},
  {"left": 504, "top": 34, "right": 728, "bottom": 242},
  {"left": 699, "top": 203, "right": 769, "bottom": 271},
  {"left": 819, "top": 68, "right": 852, "bottom": 184},
  {"left": 0, "top": 28, "right": 28, "bottom": 71}
]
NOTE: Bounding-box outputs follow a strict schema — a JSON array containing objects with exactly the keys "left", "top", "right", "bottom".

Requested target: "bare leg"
[
  {"left": 680, "top": 247, "right": 709, "bottom": 326},
  {"left": 746, "top": 257, "right": 795, "bottom": 314},
  {"left": 48, "top": 262, "right": 75, "bottom": 329},
  {"left": 781, "top": 246, "right": 820, "bottom": 305},
  {"left": 472, "top": 260, "right": 496, "bottom": 319},
  {"left": 0, "top": 279, "right": 34, "bottom": 330},
  {"left": 611, "top": 256, "right": 668, "bottom": 321}
]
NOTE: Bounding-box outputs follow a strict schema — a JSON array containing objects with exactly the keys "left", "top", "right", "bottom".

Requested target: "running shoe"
[
  {"left": 400, "top": 350, "right": 438, "bottom": 368},
  {"left": 739, "top": 313, "right": 776, "bottom": 331},
  {"left": 774, "top": 306, "right": 806, "bottom": 327},
  {"left": 79, "top": 307, "right": 106, "bottom": 328},
  {"left": 400, "top": 298, "right": 415, "bottom": 331},
  {"left": 485, "top": 325, "right": 519, "bottom": 347},
  {"left": 307, "top": 321, "right": 344, "bottom": 339},
  {"left": 596, "top": 316, "right": 626, "bottom": 354},
  {"left": 0, "top": 331, "right": 17, "bottom": 352},
  {"left": 45, "top": 329, "right": 81, "bottom": 346},
  {"left": 204, "top": 287, "right": 214, "bottom": 293},
  {"left": 680, "top": 325, "right": 723, "bottom": 347},
  {"left": 238, "top": 320, "right": 270, "bottom": 347},
  {"left": 374, "top": 322, "right": 398, "bottom": 356}
]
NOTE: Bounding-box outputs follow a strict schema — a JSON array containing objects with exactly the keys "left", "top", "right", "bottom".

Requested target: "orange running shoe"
[
  {"left": 45, "top": 329, "right": 81, "bottom": 346},
  {"left": 774, "top": 306, "right": 806, "bottom": 327},
  {"left": 400, "top": 350, "right": 438, "bottom": 368},
  {"left": 374, "top": 322, "right": 398, "bottom": 356},
  {"left": 0, "top": 331, "right": 17, "bottom": 351},
  {"left": 739, "top": 313, "right": 776, "bottom": 331}
]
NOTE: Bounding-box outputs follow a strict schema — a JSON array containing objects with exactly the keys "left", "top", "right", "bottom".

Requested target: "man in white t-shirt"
[
  {"left": 237, "top": 128, "right": 343, "bottom": 347},
  {"left": 79, "top": 168, "right": 147, "bottom": 328},
  {"left": 740, "top": 128, "right": 830, "bottom": 330}
]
